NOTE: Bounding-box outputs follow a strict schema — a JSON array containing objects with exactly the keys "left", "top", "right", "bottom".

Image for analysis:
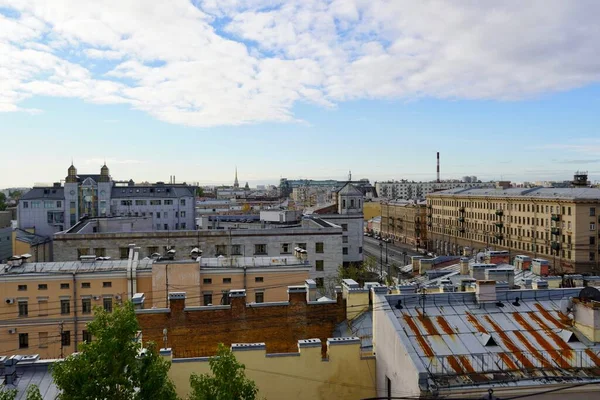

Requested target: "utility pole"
[
  {"left": 379, "top": 241, "right": 383, "bottom": 282},
  {"left": 59, "top": 321, "right": 64, "bottom": 359}
]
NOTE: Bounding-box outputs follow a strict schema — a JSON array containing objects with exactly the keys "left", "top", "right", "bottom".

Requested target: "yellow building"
[
  {"left": 0, "top": 247, "right": 310, "bottom": 358},
  {"left": 380, "top": 201, "right": 427, "bottom": 248},
  {"left": 11, "top": 229, "right": 52, "bottom": 262},
  {"left": 427, "top": 186, "right": 600, "bottom": 273},
  {"left": 363, "top": 201, "right": 381, "bottom": 221},
  {"left": 162, "top": 338, "right": 376, "bottom": 400}
]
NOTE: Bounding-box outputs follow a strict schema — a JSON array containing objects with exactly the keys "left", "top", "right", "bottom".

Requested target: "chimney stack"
[{"left": 436, "top": 152, "right": 440, "bottom": 183}]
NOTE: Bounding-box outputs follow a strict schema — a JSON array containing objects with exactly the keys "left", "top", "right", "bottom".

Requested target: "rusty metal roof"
[{"left": 387, "top": 288, "right": 600, "bottom": 389}]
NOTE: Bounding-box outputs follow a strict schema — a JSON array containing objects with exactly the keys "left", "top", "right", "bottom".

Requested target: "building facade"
[
  {"left": 53, "top": 218, "right": 343, "bottom": 286},
  {"left": 375, "top": 180, "right": 493, "bottom": 200},
  {"left": 380, "top": 201, "right": 427, "bottom": 248},
  {"left": 17, "top": 163, "right": 196, "bottom": 237},
  {"left": 0, "top": 249, "right": 309, "bottom": 359},
  {"left": 426, "top": 187, "right": 600, "bottom": 273}
]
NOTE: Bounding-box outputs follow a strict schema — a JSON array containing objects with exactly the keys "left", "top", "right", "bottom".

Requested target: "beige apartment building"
[
  {"left": 426, "top": 186, "right": 600, "bottom": 273},
  {"left": 380, "top": 201, "right": 427, "bottom": 248},
  {"left": 0, "top": 247, "right": 310, "bottom": 359}
]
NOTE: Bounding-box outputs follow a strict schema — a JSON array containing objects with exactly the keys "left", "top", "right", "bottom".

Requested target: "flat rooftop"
[{"left": 428, "top": 187, "right": 600, "bottom": 200}]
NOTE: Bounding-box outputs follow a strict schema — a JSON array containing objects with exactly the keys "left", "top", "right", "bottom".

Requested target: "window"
[
  {"left": 150, "top": 200, "right": 161, "bottom": 206},
  {"left": 82, "top": 330, "right": 92, "bottom": 343},
  {"left": 103, "top": 281, "right": 112, "bottom": 288},
  {"left": 60, "top": 283, "right": 69, "bottom": 289},
  {"left": 297, "top": 243, "right": 307, "bottom": 250},
  {"left": 120, "top": 200, "right": 132, "bottom": 206},
  {"left": 37, "top": 284, "right": 49, "bottom": 291},
  {"left": 590, "top": 252, "right": 596, "bottom": 262},
  {"left": 32, "top": 201, "right": 41, "bottom": 208},
  {"left": 135, "top": 200, "right": 147, "bottom": 206},
  {"left": 591, "top": 207, "right": 596, "bottom": 217},
  {"left": 359, "top": 246, "right": 363, "bottom": 254},
  {"left": 61, "top": 331, "right": 71, "bottom": 346},
  {"left": 175, "top": 212, "right": 178, "bottom": 218},
  {"left": 23, "top": 201, "right": 28, "bottom": 208},
  {"left": 81, "top": 282, "right": 91, "bottom": 289},
  {"left": 591, "top": 237, "right": 596, "bottom": 246},
  {"left": 164, "top": 224, "right": 168, "bottom": 230},
  {"left": 254, "top": 244, "right": 267, "bottom": 255},
  {"left": 255, "top": 292, "right": 264, "bottom": 303},
  {"left": 342, "top": 199, "right": 346, "bottom": 208},
  {"left": 82, "top": 298, "right": 92, "bottom": 314},
  {"left": 18, "top": 284, "right": 27, "bottom": 291},
  {"left": 255, "top": 277, "right": 264, "bottom": 283},
  {"left": 316, "top": 260, "right": 324, "bottom": 271},
  {"left": 316, "top": 278, "right": 324, "bottom": 288},
  {"left": 215, "top": 244, "right": 227, "bottom": 256},
  {"left": 203, "top": 293, "right": 213, "bottom": 305},
  {"left": 164, "top": 212, "right": 168, "bottom": 218},
  {"left": 95, "top": 248, "right": 106, "bottom": 257},
  {"left": 343, "top": 236, "right": 349, "bottom": 243},
  {"left": 180, "top": 211, "right": 186, "bottom": 218},
  {"left": 180, "top": 199, "right": 186, "bottom": 206},
  {"left": 342, "top": 224, "right": 348, "bottom": 231},
  {"left": 18, "top": 301, "right": 28, "bottom": 317},
  {"left": 156, "top": 212, "right": 161, "bottom": 218},
  {"left": 591, "top": 223, "right": 596, "bottom": 231},
  {"left": 39, "top": 332, "right": 48, "bottom": 348},
  {"left": 221, "top": 291, "right": 231, "bottom": 305},
  {"left": 103, "top": 298, "right": 113, "bottom": 312},
  {"left": 223, "top": 278, "right": 232, "bottom": 284},
  {"left": 38, "top": 300, "right": 48, "bottom": 316},
  {"left": 148, "top": 246, "right": 158, "bottom": 256},
  {"left": 231, "top": 244, "right": 242, "bottom": 255},
  {"left": 120, "top": 247, "right": 129, "bottom": 259},
  {"left": 61, "top": 299, "right": 70, "bottom": 315},
  {"left": 343, "top": 247, "right": 348, "bottom": 255},
  {"left": 203, "top": 278, "right": 212, "bottom": 284},
  {"left": 77, "top": 248, "right": 89, "bottom": 258},
  {"left": 280, "top": 243, "right": 290, "bottom": 254},
  {"left": 315, "top": 242, "right": 324, "bottom": 253},
  {"left": 181, "top": 223, "right": 186, "bottom": 229},
  {"left": 19, "top": 333, "right": 29, "bottom": 349}
]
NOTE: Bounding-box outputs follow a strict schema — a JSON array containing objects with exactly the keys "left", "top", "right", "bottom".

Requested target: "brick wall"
[{"left": 136, "top": 288, "right": 346, "bottom": 357}]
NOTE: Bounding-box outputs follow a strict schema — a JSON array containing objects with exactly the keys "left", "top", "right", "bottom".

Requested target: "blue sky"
[{"left": 2, "top": 1, "right": 600, "bottom": 187}]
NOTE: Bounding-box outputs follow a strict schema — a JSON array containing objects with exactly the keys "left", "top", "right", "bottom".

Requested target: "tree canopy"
[
  {"left": 0, "top": 385, "right": 42, "bottom": 400},
  {"left": 51, "top": 302, "right": 178, "bottom": 400},
  {"left": 188, "top": 343, "right": 259, "bottom": 400},
  {"left": 0, "top": 192, "right": 6, "bottom": 211}
]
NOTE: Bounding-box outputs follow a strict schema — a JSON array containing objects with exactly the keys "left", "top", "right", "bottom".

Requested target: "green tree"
[
  {"left": 188, "top": 343, "right": 259, "bottom": 400},
  {"left": 51, "top": 302, "right": 178, "bottom": 400},
  {"left": 0, "top": 385, "right": 42, "bottom": 400},
  {"left": 0, "top": 193, "right": 6, "bottom": 211},
  {"left": 9, "top": 190, "right": 22, "bottom": 201},
  {"left": 195, "top": 187, "right": 204, "bottom": 197}
]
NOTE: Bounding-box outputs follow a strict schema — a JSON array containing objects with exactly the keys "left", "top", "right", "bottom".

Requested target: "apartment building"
[
  {"left": 375, "top": 180, "right": 493, "bottom": 200},
  {"left": 380, "top": 200, "right": 427, "bottom": 248},
  {"left": 0, "top": 249, "right": 310, "bottom": 359},
  {"left": 426, "top": 186, "right": 600, "bottom": 273},
  {"left": 17, "top": 163, "right": 196, "bottom": 237}
]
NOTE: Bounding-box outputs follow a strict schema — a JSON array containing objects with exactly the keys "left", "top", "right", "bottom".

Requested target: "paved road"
[{"left": 363, "top": 236, "right": 424, "bottom": 269}]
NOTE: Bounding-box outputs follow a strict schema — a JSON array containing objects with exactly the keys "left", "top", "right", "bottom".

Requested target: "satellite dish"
[{"left": 578, "top": 287, "right": 600, "bottom": 303}]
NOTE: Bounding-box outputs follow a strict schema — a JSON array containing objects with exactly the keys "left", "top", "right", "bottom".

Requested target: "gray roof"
[
  {"left": 0, "top": 259, "right": 154, "bottom": 276},
  {"left": 337, "top": 182, "right": 363, "bottom": 196},
  {"left": 384, "top": 287, "right": 600, "bottom": 390},
  {"left": 14, "top": 229, "right": 51, "bottom": 245},
  {"left": 428, "top": 187, "right": 600, "bottom": 201},
  {"left": 20, "top": 187, "right": 64, "bottom": 201},
  {"left": 0, "top": 360, "right": 59, "bottom": 399},
  {"left": 334, "top": 310, "right": 373, "bottom": 349},
  {"left": 111, "top": 185, "right": 195, "bottom": 198}
]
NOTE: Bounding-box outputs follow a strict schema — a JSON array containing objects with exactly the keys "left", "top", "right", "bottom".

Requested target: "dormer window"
[
  {"left": 342, "top": 199, "right": 346, "bottom": 208},
  {"left": 350, "top": 199, "right": 355, "bottom": 208}
]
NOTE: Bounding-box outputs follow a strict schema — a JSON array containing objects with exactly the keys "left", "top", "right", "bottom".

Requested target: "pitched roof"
[
  {"left": 337, "top": 182, "right": 363, "bottom": 196},
  {"left": 14, "top": 229, "right": 51, "bottom": 245},
  {"left": 20, "top": 187, "right": 64, "bottom": 201}
]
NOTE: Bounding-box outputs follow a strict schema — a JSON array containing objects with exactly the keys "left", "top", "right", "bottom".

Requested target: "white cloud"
[{"left": 1, "top": 0, "right": 600, "bottom": 126}]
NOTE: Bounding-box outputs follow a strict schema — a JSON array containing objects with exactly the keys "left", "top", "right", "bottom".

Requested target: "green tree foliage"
[
  {"left": 0, "top": 385, "right": 42, "bottom": 400},
  {"left": 188, "top": 343, "right": 259, "bottom": 400},
  {"left": 0, "top": 193, "right": 6, "bottom": 211},
  {"left": 51, "top": 302, "right": 178, "bottom": 400},
  {"left": 195, "top": 187, "right": 204, "bottom": 197},
  {"left": 9, "top": 190, "right": 22, "bottom": 201}
]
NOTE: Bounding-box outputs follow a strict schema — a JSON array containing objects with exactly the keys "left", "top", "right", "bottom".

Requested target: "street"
[{"left": 362, "top": 236, "right": 424, "bottom": 269}]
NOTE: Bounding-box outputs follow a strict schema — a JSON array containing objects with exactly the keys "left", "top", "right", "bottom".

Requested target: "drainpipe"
[
  {"left": 72, "top": 271, "right": 78, "bottom": 351},
  {"left": 243, "top": 266, "right": 247, "bottom": 291},
  {"left": 132, "top": 247, "right": 139, "bottom": 296},
  {"left": 165, "top": 263, "right": 169, "bottom": 308}
]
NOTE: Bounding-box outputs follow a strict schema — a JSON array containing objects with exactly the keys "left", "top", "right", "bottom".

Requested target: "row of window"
[
  {"left": 22, "top": 200, "right": 62, "bottom": 209},
  {"left": 119, "top": 199, "right": 185, "bottom": 206},
  {"left": 202, "top": 291, "right": 265, "bottom": 305},
  {"left": 18, "top": 330, "right": 93, "bottom": 349},
  {"left": 17, "top": 297, "right": 113, "bottom": 317},
  {"left": 430, "top": 200, "right": 597, "bottom": 217},
  {"left": 18, "top": 282, "right": 111, "bottom": 291}
]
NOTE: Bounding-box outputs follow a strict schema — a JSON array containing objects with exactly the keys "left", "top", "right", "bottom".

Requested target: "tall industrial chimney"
[{"left": 436, "top": 152, "right": 440, "bottom": 183}]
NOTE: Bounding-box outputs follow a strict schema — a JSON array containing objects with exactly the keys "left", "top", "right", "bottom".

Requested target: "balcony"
[
  {"left": 495, "top": 209, "right": 503, "bottom": 217},
  {"left": 551, "top": 227, "right": 560, "bottom": 236},
  {"left": 494, "top": 233, "right": 504, "bottom": 240},
  {"left": 551, "top": 241, "right": 560, "bottom": 251},
  {"left": 459, "top": 207, "right": 465, "bottom": 213},
  {"left": 458, "top": 217, "right": 465, "bottom": 223},
  {"left": 495, "top": 222, "right": 503, "bottom": 229},
  {"left": 551, "top": 214, "right": 560, "bottom": 222}
]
